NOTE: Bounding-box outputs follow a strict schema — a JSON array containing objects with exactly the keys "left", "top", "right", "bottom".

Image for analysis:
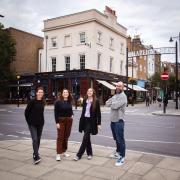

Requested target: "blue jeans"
[
  {"left": 28, "top": 125, "right": 43, "bottom": 157},
  {"left": 111, "top": 120, "right": 126, "bottom": 158}
]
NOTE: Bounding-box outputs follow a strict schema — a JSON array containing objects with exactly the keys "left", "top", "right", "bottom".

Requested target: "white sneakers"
[
  {"left": 63, "top": 153, "right": 70, "bottom": 158},
  {"left": 115, "top": 157, "right": 125, "bottom": 166},
  {"left": 56, "top": 153, "right": 70, "bottom": 161},
  {"left": 56, "top": 154, "right": 61, "bottom": 161},
  {"left": 73, "top": 156, "right": 80, "bottom": 161},
  {"left": 110, "top": 151, "right": 121, "bottom": 159},
  {"left": 87, "top": 155, "right": 92, "bottom": 160}
]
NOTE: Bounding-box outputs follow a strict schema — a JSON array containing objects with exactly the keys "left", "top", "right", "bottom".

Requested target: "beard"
[{"left": 116, "top": 89, "right": 122, "bottom": 94}]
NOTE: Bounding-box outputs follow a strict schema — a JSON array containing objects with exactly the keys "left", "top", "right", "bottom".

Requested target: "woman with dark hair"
[
  {"left": 54, "top": 89, "right": 73, "bottom": 161},
  {"left": 25, "top": 86, "right": 45, "bottom": 164},
  {"left": 74, "top": 88, "right": 101, "bottom": 161}
]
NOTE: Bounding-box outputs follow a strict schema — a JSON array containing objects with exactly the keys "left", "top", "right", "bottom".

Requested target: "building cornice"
[
  {"left": 44, "top": 9, "right": 127, "bottom": 31},
  {"left": 43, "top": 18, "right": 127, "bottom": 38}
]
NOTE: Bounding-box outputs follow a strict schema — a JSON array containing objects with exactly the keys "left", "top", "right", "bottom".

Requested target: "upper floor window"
[
  {"left": 120, "top": 43, "right": 124, "bottom": 54},
  {"left": 80, "top": 32, "right": 85, "bottom": 43},
  {"left": 120, "top": 60, "right": 123, "bottom": 73},
  {"left": 97, "top": 31, "right": 102, "bottom": 43},
  {"left": 64, "top": 34, "right": 71, "bottom": 47},
  {"left": 110, "top": 37, "right": 114, "bottom": 48},
  {"left": 97, "top": 53, "right": 101, "bottom": 70},
  {"left": 110, "top": 57, "right": 113, "bottom": 72},
  {"left": 80, "top": 54, "right": 85, "bottom": 69},
  {"left": 51, "top": 57, "right": 56, "bottom": 72},
  {"left": 51, "top": 37, "right": 57, "bottom": 48},
  {"left": 65, "top": 56, "right": 70, "bottom": 71}
]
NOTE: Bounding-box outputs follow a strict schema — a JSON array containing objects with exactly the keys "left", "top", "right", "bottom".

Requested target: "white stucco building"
[{"left": 39, "top": 6, "right": 127, "bottom": 76}]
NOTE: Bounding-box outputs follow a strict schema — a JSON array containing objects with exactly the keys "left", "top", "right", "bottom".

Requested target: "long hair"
[
  {"left": 35, "top": 86, "right": 45, "bottom": 104},
  {"left": 58, "top": 89, "right": 73, "bottom": 103},
  {"left": 84, "top": 88, "right": 97, "bottom": 112}
]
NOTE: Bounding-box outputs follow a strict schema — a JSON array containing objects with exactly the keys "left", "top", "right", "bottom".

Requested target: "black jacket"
[
  {"left": 25, "top": 99, "right": 45, "bottom": 126},
  {"left": 79, "top": 99, "right": 101, "bottom": 135}
]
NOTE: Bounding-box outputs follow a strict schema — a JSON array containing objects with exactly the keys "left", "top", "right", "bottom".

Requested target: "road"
[{"left": 0, "top": 102, "right": 180, "bottom": 157}]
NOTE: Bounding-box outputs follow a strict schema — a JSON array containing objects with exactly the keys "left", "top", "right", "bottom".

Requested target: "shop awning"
[
  {"left": 97, "top": 80, "right": 116, "bottom": 90},
  {"left": 112, "top": 82, "right": 147, "bottom": 91},
  {"left": 125, "top": 84, "right": 147, "bottom": 91}
]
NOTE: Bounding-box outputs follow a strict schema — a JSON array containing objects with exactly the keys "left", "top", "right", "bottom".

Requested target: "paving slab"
[
  {"left": 120, "top": 172, "right": 142, "bottom": 180},
  {"left": 11, "top": 164, "right": 53, "bottom": 178},
  {"left": 85, "top": 166, "right": 125, "bottom": 179},
  {"left": 40, "top": 169, "right": 83, "bottom": 180},
  {"left": 0, "top": 140, "right": 19, "bottom": 148},
  {"left": 6, "top": 143, "right": 32, "bottom": 152},
  {"left": 157, "top": 157, "right": 180, "bottom": 171},
  {"left": 0, "top": 158, "right": 25, "bottom": 171},
  {"left": 79, "top": 155, "right": 109, "bottom": 166},
  {"left": 54, "top": 160, "right": 91, "bottom": 173},
  {"left": 139, "top": 154, "right": 164, "bottom": 165},
  {"left": 0, "top": 170, "right": 27, "bottom": 180},
  {"left": 128, "top": 162, "right": 153, "bottom": 176},
  {"left": 142, "top": 167, "right": 180, "bottom": 180}
]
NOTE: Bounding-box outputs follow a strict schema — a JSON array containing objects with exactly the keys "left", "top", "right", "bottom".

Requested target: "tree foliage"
[{"left": 0, "top": 23, "right": 16, "bottom": 91}]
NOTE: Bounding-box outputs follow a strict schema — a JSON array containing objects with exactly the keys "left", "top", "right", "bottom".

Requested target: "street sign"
[{"left": 161, "top": 72, "right": 169, "bottom": 80}]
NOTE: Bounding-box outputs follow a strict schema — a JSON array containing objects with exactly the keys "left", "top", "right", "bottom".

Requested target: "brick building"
[{"left": 8, "top": 27, "right": 43, "bottom": 75}]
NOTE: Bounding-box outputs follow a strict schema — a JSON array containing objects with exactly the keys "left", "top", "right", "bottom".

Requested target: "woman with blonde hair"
[
  {"left": 54, "top": 89, "right": 73, "bottom": 161},
  {"left": 74, "top": 88, "right": 101, "bottom": 161}
]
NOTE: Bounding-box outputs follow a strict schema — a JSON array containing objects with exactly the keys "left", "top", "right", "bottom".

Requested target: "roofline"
[
  {"left": 44, "top": 8, "right": 127, "bottom": 31},
  {"left": 43, "top": 19, "right": 127, "bottom": 38},
  {"left": 7, "top": 27, "right": 43, "bottom": 39}
]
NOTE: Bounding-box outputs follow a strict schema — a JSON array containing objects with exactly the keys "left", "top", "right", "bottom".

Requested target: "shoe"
[
  {"left": 115, "top": 157, "right": 125, "bottom": 166},
  {"left": 73, "top": 156, "right": 80, "bottom": 161},
  {"left": 110, "top": 151, "right": 120, "bottom": 159},
  {"left": 34, "top": 155, "right": 41, "bottom": 164},
  {"left": 56, "top": 154, "right": 61, "bottom": 161},
  {"left": 87, "top": 155, "right": 92, "bottom": 160},
  {"left": 63, "top": 153, "right": 70, "bottom": 158}
]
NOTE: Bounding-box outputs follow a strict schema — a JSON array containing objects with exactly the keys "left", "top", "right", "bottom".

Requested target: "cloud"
[{"left": 0, "top": 0, "right": 179, "bottom": 61}]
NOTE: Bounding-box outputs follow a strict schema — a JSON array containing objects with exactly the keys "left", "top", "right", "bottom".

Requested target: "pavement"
[{"left": 0, "top": 139, "right": 180, "bottom": 180}]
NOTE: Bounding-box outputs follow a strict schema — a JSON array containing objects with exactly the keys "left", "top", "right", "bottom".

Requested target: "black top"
[
  {"left": 79, "top": 99, "right": 101, "bottom": 135},
  {"left": 25, "top": 99, "right": 45, "bottom": 126},
  {"left": 54, "top": 100, "right": 73, "bottom": 123}
]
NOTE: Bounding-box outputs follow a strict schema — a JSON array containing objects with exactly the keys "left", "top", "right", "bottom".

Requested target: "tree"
[{"left": 0, "top": 23, "right": 16, "bottom": 92}]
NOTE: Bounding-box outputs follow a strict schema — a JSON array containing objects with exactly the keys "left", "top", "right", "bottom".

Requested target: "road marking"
[
  {"left": 6, "top": 135, "right": 19, "bottom": 138},
  {"left": 22, "top": 137, "right": 31, "bottom": 140},
  {"left": 16, "top": 131, "right": 30, "bottom": 135},
  {"left": 0, "top": 133, "right": 4, "bottom": 136},
  {"left": 97, "top": 134, "right": 180, "bottom": 145},
  {"left": 0, "top": 123, "right": 17, "bottom": 126}
]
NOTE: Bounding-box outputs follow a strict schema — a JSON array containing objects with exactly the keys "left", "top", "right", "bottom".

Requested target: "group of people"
[{"left": 24, "top": 81, "right": 127, "bottom": 167}]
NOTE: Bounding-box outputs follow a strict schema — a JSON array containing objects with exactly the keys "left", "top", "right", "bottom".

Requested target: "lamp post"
[
  {"left": 17, "top": 75, "right": 20, "bottom": 107},
  {"left": 75, "top": 79, "right": 78, "bottom": 110},
  {"left": 45, "top": 35, "right": 48, "bottom": 72},
  {"left": 169, "top": 32, "right": 180, "bottom": 109}
]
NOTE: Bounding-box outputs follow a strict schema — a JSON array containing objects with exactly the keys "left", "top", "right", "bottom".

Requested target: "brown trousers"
[{"left": 56, "top": 117, "right": 73, "bottom": 154}]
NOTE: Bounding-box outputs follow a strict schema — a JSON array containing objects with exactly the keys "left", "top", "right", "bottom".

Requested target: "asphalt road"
[{"left": 0, "top": 102, "right": 180, "bottom": 157}]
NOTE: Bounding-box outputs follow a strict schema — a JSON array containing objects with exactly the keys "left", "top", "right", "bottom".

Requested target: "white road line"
[
  {"left": 97, "top": 134, "right": 180, "bottom": 145},
  {"left": 6, "top": 135, "right": 19, "bottom": 138},
  {"left": 0, "top": 123, "right": 17, "bottom": 126},
  {"left": 0, "top": 133, "right": 4, "bottom": 136},
  {"left": 22, "top": 137, "right": 31, "bottom": 140}
]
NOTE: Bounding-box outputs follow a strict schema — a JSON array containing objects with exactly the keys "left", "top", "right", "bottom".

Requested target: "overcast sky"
[{"left": 0, "top": 0, "right": 180, "bottom": 61}]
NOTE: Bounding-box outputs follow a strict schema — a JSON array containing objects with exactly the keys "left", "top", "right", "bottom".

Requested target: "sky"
[{"left": 0, "top": 0, "right": 180, "bottom": 62}]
